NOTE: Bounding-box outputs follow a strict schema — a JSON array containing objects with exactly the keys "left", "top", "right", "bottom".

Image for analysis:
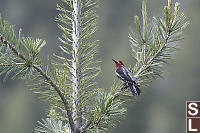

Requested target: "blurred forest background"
[{"left": 0, "top": 0, "right": 199, "bottom": 133}]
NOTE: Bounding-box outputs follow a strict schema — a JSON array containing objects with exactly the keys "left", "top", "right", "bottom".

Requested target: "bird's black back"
[{"left": 116, "top": 66, "right": 139, "bottom": 85}]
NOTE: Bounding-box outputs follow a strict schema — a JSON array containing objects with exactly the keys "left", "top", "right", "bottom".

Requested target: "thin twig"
[
  {"left": 0, "top": 36, "right": 26, "bottom": 61},
  {"left": 0, "top": 63, "right": 25, "bottom": 66}
]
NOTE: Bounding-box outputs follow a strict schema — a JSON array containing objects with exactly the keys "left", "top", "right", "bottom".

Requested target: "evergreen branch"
[
  {"left": 142, "top": 0, "right": 147, "bottom": 42},
  {"left": 0, "top": 35, "right": 26, "bottom": 61},
  {"left": 0, "top": 0, "right": 188, "bottom": 132},
  {"left": 32, "top": 65, "right": 77, "bottom": 132},
  {"left": 56, "top": 0, "right": 100, "bottom": 131},
  {"left": 135, "top": 31, "right": 171, "bottom": 77},
  {"left": 131, "top": 0, "right": 188, "bottom": 87},
  {"left": 0, "top": 62, "right": 25, "bottom": 66},
  {"left": 83, "top": 0, "right": 188, "bottom": 132},
  {"left": 71, "top": 0, "right": 83, "bottom": 128},
  {"left": 113, "top": 85, "right": 129, "bottom": 100},
  {"left": 0, "top": 34, "right": 78, "bottom": 133},
  {"left": 35, "top": 118, "right": 69, "bottom": 133},
  {"left": 80, "top": 84, "right": 129, "bottom": 132}
]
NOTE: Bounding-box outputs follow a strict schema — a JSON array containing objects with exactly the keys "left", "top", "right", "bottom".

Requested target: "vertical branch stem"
[
  {"left": 72, "top": 0, "right": 82, "bottom": 128},
  {"left": 142, "top": 0, "right": 147, "bottom": 40},
  {"left": 142, "top": 0, "right": 147, "bottom": 61}
]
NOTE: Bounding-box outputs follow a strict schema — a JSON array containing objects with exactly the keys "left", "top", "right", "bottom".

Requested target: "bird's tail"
[{"left": 129, "top": 83, "right": 140, "bottom": 96}]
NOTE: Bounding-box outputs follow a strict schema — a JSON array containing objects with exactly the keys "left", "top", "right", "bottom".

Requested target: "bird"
[{"left": 112, "top": 59, "right": 140, "bottom": 96}]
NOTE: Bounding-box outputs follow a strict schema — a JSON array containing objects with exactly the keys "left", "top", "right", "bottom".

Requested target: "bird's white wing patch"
[
  {"left": 122, "top": 67, "right": 127, "bottom": 75},
  {"left": 128, "top": 72, "right": 135, "bottom": 81},
  {"left": 116, "top": 72, "right": 124, "bottom": 80}
]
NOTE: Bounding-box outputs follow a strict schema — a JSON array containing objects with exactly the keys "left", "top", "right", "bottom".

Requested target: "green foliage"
[
  {"left": 54, "top": 0, "right": 101, "bottom": 125},
  {"left": 0, "top": 14, "right": 65, "bottom": 122},
  {"left": 87, "top": 0, "right": 189, "bottom": 132},
  {"left": 129, "top": 0, "right": 189, "bottom": 87},
  {"left": 0, "top": 0, "right": 188, "bottom": 133},
  {"left": 35, "top": 118, "right": 69, "bottom": 133},
  {"left": 0, "top": 14, "right": 46, "bottom": 81},
  {"left": 86, "top": 83, "right": 127, "bottom": 132}
]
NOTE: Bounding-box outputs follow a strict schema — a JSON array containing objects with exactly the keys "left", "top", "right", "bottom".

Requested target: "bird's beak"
[{"left": 112, "top": 59, "right": 118, "bottom": 64}]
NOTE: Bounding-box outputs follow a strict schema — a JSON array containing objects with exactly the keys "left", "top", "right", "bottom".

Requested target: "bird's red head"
[{"left": 112, "top": 59, "right": 124, "bottom": 69}]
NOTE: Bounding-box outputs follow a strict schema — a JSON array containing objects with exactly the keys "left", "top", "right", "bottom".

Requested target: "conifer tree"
[{"left": 0, "top": 0, "right": 188, "bottom": 132}]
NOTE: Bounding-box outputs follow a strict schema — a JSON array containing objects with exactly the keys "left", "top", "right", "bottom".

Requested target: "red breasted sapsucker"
[{"left": 112, "top": 59, "right": 140, "bottom": 96}]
